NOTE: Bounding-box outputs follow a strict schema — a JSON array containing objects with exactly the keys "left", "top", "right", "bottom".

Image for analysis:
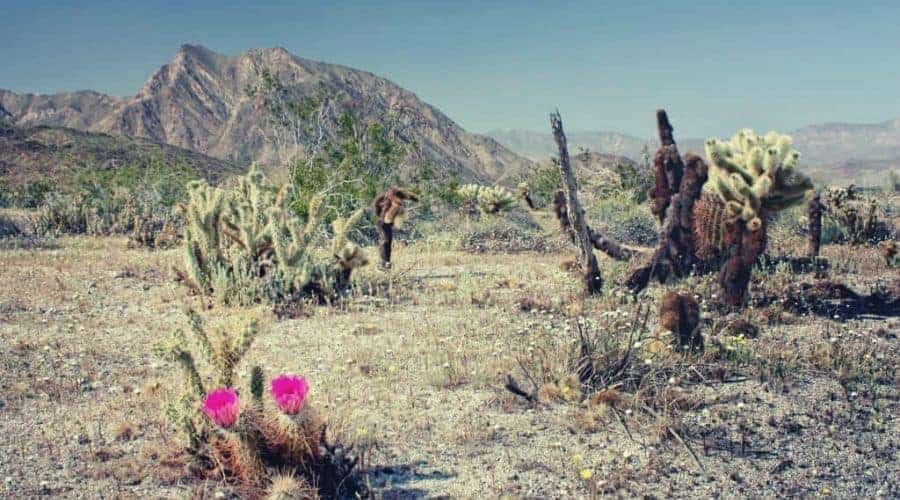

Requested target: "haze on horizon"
[{"left": 4, "top": 0, "right": 899, "bottom": 138}]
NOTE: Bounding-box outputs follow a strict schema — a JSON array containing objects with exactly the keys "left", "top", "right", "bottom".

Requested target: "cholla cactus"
[
  {"left": 179, "top": 165, "right": 368, "bottom": 304},
  {"left": 704, "top": 129, "right": 813, "bottom": 231},
  {"left": 823, "top": 185, "right": 887, "bottom": 245},
  {"left": 701, "top": 129, "right": 813, "bottom": 307},
  {"left": 456, "top": 184, "right": 518, "bottom": 214}
]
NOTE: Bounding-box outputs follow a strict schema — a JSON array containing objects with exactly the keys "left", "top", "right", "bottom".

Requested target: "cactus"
[
  {"left": 625, "top": 111, "right": 710, "bottom": 293},
  {"left": 179, "top": 165, "right": 369, "bottom": 305},
  {"left": 823, "top": 185, "right": 889, "bottom": 245},
  {"left": 373, "top": 186, "right": 419, "bottom": 269},
  {"left": 518, "top": 182, "right": 536, "bottom": 210},
  {"left": 456, "top": 184, "right": 517, "bottom": 214},
  {"left": 807, "top": 193, "right": 823, "bottom": 258},
  {"left": 153, "top": 309, "right": 359, "bottom": 497},
  {"left": 656, "top": 291, "right": 702, "bottom": 351},
  {"left": 703, "top": 129, "right": 813, "bottom": 230},
  {"left": 701, "top": 129, "right": 813, "bottom": 306}
]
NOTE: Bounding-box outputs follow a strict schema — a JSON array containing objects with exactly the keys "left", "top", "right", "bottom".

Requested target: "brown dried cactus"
[
  {"left": 373, "top": 186, "right": 418, "bottom": 269},
  {"left": 807, "top": 192, "right": 823, "bottom": 258},
  {"left": 657, "top": 291, "right": 702, "bottom": 350},
  {"left": 648, "top": 110, "right": 684, "bottom": 223},
  {"left": 718, "top": 216, "right": 768, "bottom": 307},
  {"left": 626, "top": 112, "right": 709, "bottom": 292}
]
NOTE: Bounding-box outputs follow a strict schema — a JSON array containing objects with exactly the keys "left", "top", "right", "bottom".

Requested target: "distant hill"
[
  {"left": 1, "top": 44, "right": 533, "bottom": 182},
  {"left": 487, "top": 129, "right": 654, "bottom": 163},
  {"left": 490, "top": 120, "right": 900, "bottom": 186},
  {"left": 0, "top": 122, "right": 243, "bottom": 186}
]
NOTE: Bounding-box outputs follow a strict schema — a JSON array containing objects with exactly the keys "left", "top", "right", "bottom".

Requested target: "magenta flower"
[
  {"left": 270, "top": 374, "right": 310, "bottom": 414},
  {"left": 202, "top": 388, "right": 240, "bottom": 428}
]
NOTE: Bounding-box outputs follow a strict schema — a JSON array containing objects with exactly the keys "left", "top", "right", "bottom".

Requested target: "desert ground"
[{"left": 1, "top": 208, "right": 897, "bottom": 499}]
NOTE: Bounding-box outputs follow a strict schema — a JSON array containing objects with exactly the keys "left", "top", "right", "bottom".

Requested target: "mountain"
[
  {"left": 0, "top": 122, "right": 243, "bottom": 186},
  {"left": 487, "top": 129, "right": 653, "bottom": 163},
  {"left": 0, "top": 44, "right": 533, "bottom": 182},
  {"left": 490, "top": 120, "right": 900, "bottom": 186}
]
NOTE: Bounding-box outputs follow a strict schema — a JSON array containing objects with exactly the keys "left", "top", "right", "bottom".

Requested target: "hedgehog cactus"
[{"left": 153, "top": 310, "right": 343, "bottom": 497}]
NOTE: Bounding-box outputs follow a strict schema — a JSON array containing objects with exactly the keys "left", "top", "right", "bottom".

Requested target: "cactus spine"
[
  {"left": 456, "top": 184, "right": 517, "bottom": 214},
  {"left": 152, "top": 310, "right": 345, "bottom": 497},
  {"left": 703, "top": 129, "right": 813, "bottom": 230},
  {"left": 702, "top": 129, "right": 813, "bottom": 306},
  {"left": 180, "top": 165, "right": 368, "bottom": 305}
]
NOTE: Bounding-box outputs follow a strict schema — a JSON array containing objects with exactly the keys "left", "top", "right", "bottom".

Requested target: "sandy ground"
[{"left": 0, "top": 235, "right": 898, "bottom": 498}]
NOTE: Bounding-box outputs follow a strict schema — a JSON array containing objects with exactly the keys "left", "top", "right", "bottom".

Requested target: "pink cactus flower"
[
  {"left": 270, "top": 374, "right": 310, "bottom": 414},
  {"left": 202, "top": 388, "right": 240, "bottom": 428}
]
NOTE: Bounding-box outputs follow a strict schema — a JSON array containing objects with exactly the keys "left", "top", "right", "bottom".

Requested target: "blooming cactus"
[
  {"left": 270, "top": 374, "right": 310, "bottom": 415},
  {"left": 202, "top": 388, "right": 241, "bottom": 428}
]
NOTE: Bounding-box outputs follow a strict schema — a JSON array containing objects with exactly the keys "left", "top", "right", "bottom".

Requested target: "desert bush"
[
  {"left": 153, "top": 309, "right": 361, "bottom": 498},
  {"left": 179, "top": 165, "right": 369, "bottom": 306},
  {"left": 457, "top": 209, "right": 561, "bottom": 253},
  {"left": 4, "top": 179, "right": 54, "bottom": 208},
  {"left": 27, "top": 156, "right": 195, "bottom": 247},
  {"left": 823, "top": 185, "right": 892, "bottom": 244},
  {"left": 767, "top": 203, "right": 844, "bottom": 249},
  {"left": 0, "top": 212, "right": 22, "bottom": 238},
  {"left": 32, "top": 188, "right": 181, "bottom": 248},
  {"left": 0, "top": 210, "right": 57, "bottom": 250},
  {"left": 591, "top": 195, "right": 657, "bottom": 246},
  {"left": 519, "top": 163, "right": 563, "bottom": 205}
]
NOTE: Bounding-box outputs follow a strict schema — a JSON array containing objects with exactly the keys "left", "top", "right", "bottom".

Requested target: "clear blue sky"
[{"left": 3, "top": 0, "right": 899, "bottom": 138}]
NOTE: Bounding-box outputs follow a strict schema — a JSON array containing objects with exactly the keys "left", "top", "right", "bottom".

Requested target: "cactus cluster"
[
  {"left": 704, "top": 129, "right": 813, "bottom": 231},
  {"left": 456, "top": 184, "right": 518, "bottom": 214},
  {"left": 181, "top": 165, "right": 369, "bottom": 305},
  {"left": 153, "top": 310, "right": 360, "bottom": 497},
  {"left": 823, "top": 185, "right": 889, "bottom": 244}
]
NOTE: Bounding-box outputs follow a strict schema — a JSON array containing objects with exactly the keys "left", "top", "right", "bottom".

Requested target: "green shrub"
[{"left": 591, "top": 195, "right": 657, "bottom": 246}]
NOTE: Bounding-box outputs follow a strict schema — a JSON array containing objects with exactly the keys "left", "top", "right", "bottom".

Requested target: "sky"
[{"left": 3, "top": 0, "right": 899, "bottom": 138}]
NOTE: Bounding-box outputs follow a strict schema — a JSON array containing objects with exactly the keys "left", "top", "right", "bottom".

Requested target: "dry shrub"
[{"left": 458, "top": 210, "right": 562, "bottom": 254}]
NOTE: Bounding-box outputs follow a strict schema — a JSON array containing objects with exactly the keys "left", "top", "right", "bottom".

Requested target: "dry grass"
[{"left": 0, "top": 228, "right": 898, "bottom": 497}]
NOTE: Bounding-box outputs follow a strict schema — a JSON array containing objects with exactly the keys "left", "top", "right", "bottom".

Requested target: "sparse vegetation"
[
  {"left": 2, "top": 89, "right": 898, "bottom": 499},
  {"left": 824, "top": 184, "right": 892, "bottom": 245},
  {"left": 178, "top": 165, "right": 369, "bottom": 307}
]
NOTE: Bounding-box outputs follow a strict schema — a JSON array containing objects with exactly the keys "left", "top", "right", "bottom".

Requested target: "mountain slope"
[
  {"left": 0, "top": 122, "right": 243, "bottom": 186},
  {"left": 1, "top": 45, "right": 533, "bottom": 182}
]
